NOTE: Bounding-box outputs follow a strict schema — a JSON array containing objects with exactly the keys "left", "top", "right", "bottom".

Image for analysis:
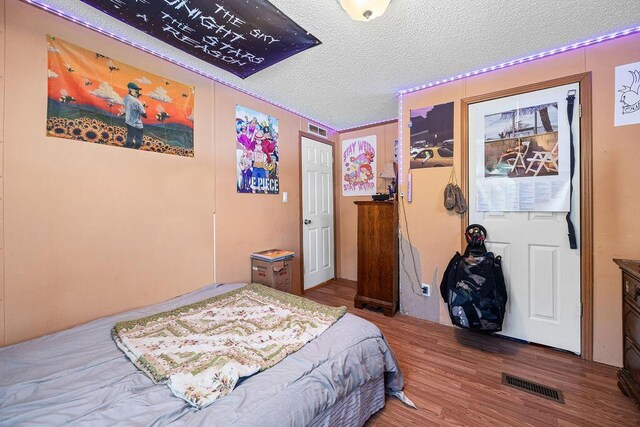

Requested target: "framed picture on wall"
[
  {"left": 235, "top": 105, "right": 280, "bottom": 194},
  {"left": 469, "top": 84, "right": 577, "bottom": 212},
  {"left": 46, "top": 35, "right": 195, "bottom": 157},
  {"left": 614, "top": 61, "right": 640, "bottom": 127},
  {"left": 341, "top": 135, "right": 377, "bottom": 196},
  {"left": 409, "top": 102, "right": 454, "bottom": 169}
]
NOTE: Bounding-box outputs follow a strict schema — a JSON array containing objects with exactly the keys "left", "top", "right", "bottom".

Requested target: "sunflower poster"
[{"left": 46, "top": 35, "right": 194, "bottom": 157}]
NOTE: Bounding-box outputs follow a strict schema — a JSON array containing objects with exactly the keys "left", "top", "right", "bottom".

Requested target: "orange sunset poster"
[{"left": 47, "top": 35, "right": 194, "bottom": 157}]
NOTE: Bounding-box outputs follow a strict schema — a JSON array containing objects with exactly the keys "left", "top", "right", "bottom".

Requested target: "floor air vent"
[{"left": 501, "top": 373, "right": 565, "bottom": 403}]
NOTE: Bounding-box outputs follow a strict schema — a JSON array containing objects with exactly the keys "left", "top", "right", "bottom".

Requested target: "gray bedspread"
[{"left": 0, "top": 283, "right": 404, "bottom": 426}]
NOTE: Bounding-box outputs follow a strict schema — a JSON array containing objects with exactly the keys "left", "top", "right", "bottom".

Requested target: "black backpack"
[{"left": 440, "top": 224, "right": 507, "bottom": 332}]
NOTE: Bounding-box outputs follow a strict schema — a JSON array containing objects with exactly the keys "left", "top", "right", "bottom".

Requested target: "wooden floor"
[{"left": 304, "top": 279, "right": 639, "bottom": 426}]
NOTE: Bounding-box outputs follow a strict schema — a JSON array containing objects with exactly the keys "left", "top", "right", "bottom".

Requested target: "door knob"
[{"left": 304, "top": 219, "right": 311, "bottom": 225}]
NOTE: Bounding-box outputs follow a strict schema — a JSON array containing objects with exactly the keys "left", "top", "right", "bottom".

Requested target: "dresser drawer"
[
  {"left": 624, "top": 273, "right": 640, "bottom": 311},
  {"left": 615, "top": 259, "right": 640, "bottom": 407},
  {"left": 624, "top": 337, "right": 640, "bottom": 384},
  {"left": 624, "top": 302, "right": 640, "bottom": 349}
]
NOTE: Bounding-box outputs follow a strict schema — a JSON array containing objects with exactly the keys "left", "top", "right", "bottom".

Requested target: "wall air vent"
[{"left": 308, "top": 123, "right": 328, "bottom": 138}]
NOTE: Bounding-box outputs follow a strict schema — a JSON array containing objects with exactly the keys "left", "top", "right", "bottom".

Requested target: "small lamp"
[
  {"left": 337, "top": 0, "right": 391, "bottom": 21},
  {"left": 379, "top": 161, "right": 397, "bottom": 198}
]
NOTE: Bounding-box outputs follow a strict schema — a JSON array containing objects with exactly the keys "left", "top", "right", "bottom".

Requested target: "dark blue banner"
[{"left": 80, "top": 0, "right": 321, "bottom": 78}]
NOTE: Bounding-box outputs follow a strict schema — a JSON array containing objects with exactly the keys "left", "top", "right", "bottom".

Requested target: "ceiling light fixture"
[{"left": 338, "top": 0, "right": 391, "bottom": 21}]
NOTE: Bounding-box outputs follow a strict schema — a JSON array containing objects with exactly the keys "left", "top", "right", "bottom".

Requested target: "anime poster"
[
  {"left": 341, "top": 135, "right": 377, "bottom": 196},
  {"left": 615, "top": 61, "right": 640, "bottom": 127},
  {"left": 409, "top": 102, "right": 454, "bottom": 169},
  {"left": 47, "top": 35, "right": 194, "bottom": 157},
  {"left": 235, "top": 106, "right": 279, "bottom": 194}
]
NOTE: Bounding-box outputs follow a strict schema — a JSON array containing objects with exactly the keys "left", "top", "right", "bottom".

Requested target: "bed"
[{"left": 0, "top": 283, "right": 406, "bottom": 426}]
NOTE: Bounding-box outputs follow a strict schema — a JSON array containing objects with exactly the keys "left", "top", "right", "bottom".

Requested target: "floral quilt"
[{"left": 112, "top": 283, "right": 346, "bottom": 409}]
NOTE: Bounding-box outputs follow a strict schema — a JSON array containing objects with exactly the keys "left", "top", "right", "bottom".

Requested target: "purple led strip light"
[
  {"left": 325, "top": 26, "right": 640, "bottom": 131},
  {"left": 24, "top": 0, "right": 337, "bottom": 132},
  {"left": 397, "top": 25, "right": 640, "bottom": 95},
  {"left": 397, "top": 92, "right": 404, "bottom": 185},
  {"left": 395, "top": 24, "right": 640, "bottom": 187},
  {"left": 24, "top": 0, "right": 640, "bottom": 131}
]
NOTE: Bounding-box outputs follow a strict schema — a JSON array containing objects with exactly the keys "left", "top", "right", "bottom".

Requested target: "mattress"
[{"left": 0, "top": 283, "right": 405, "bottom": 426}]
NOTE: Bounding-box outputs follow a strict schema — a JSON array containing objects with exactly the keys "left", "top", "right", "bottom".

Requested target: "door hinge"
[
  {"left": 579, "top": 104, "right": 582, "bottom": 118},
  {"left": 580, "top": 302, "right": 583, "bottom": 317}
]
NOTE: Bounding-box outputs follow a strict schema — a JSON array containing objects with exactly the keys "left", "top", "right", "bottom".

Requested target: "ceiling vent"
[{"left": 308, "top": 123, "right": 328, "bottom": 138}]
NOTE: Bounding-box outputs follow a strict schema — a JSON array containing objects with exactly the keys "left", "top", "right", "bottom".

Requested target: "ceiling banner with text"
[{"left": 80, "top": 0, "right": 321, "bottom": 78}]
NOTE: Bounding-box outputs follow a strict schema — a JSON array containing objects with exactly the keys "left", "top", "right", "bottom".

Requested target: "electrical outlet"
[{"left": 421, "top": 283, "right": 431, "bottom": 297}]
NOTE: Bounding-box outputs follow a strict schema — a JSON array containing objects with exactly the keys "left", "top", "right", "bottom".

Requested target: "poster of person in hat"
[
  {"left": 123, "top": 82, "right": 147, "bottom": 149},
  {"left": 46, "top": 35, "right": 195, "bottom": 157}
]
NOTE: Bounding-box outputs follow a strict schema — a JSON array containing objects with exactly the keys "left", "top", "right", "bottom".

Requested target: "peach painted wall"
[
  {"left": 213, "top": 86, "right": 339, "bottom": 296},
  {"left": 3, "top": 0, "right": 214, "bottom": 346},
  {"left": 586, "top": 36, "right": 640, "bottom": 366},
  {"left": 338, "top": 122, "right": 397, "bottom": 280},
  {"left": 0, "top": 0, "right": 5, "bottom": 346},
  {"left": 0, "top": 0, "right": 336, "bottom": 346},
  {"left": 399, "top": 34, "right": 640, "bottom": 366}
]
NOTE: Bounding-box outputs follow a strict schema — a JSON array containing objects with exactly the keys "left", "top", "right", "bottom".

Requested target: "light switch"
[{"left": 283, "top": 192, "right": 288, "bottom": 203}]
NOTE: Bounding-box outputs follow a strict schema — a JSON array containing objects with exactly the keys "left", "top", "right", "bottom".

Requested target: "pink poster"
[{"left": 341, "top": 135, "right": 377, "bottom": 196}]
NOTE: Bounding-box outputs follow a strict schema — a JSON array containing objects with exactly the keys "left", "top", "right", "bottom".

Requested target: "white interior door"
[
  {"left": 468, "top": 83, "right": 581, "bottom": 354},
  {"left": 302, "top": 136, "right": 335, "bottom": 290}
]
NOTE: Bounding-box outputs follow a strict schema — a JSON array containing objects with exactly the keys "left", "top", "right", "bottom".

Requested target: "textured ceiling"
[{"left": 35, "top": 0, "right": 640, "bottom": 129}]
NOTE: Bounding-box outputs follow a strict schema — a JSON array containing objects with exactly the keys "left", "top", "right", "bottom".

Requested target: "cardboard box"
[
  {"left": 251, "top": 257, "right": 293, "bottom": 293},
  {"left": 250, "top": 249, "right": 295, "bottom": 261}
]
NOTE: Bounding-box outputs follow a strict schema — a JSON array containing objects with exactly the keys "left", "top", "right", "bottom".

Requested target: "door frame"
[
  {"left": 460, "top": 73, "right": 593, "bottom": 360},
  {"left": 298, "top": 131, "right": 338, "bottom": 293}
]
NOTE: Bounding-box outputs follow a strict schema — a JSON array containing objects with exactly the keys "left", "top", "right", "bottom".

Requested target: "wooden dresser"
[
  {"left": 614, "top": 258, "right": 640, "bottom": 408},
  {"left": 354, "top": 201, "right": 398, "bottom": 317}
]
